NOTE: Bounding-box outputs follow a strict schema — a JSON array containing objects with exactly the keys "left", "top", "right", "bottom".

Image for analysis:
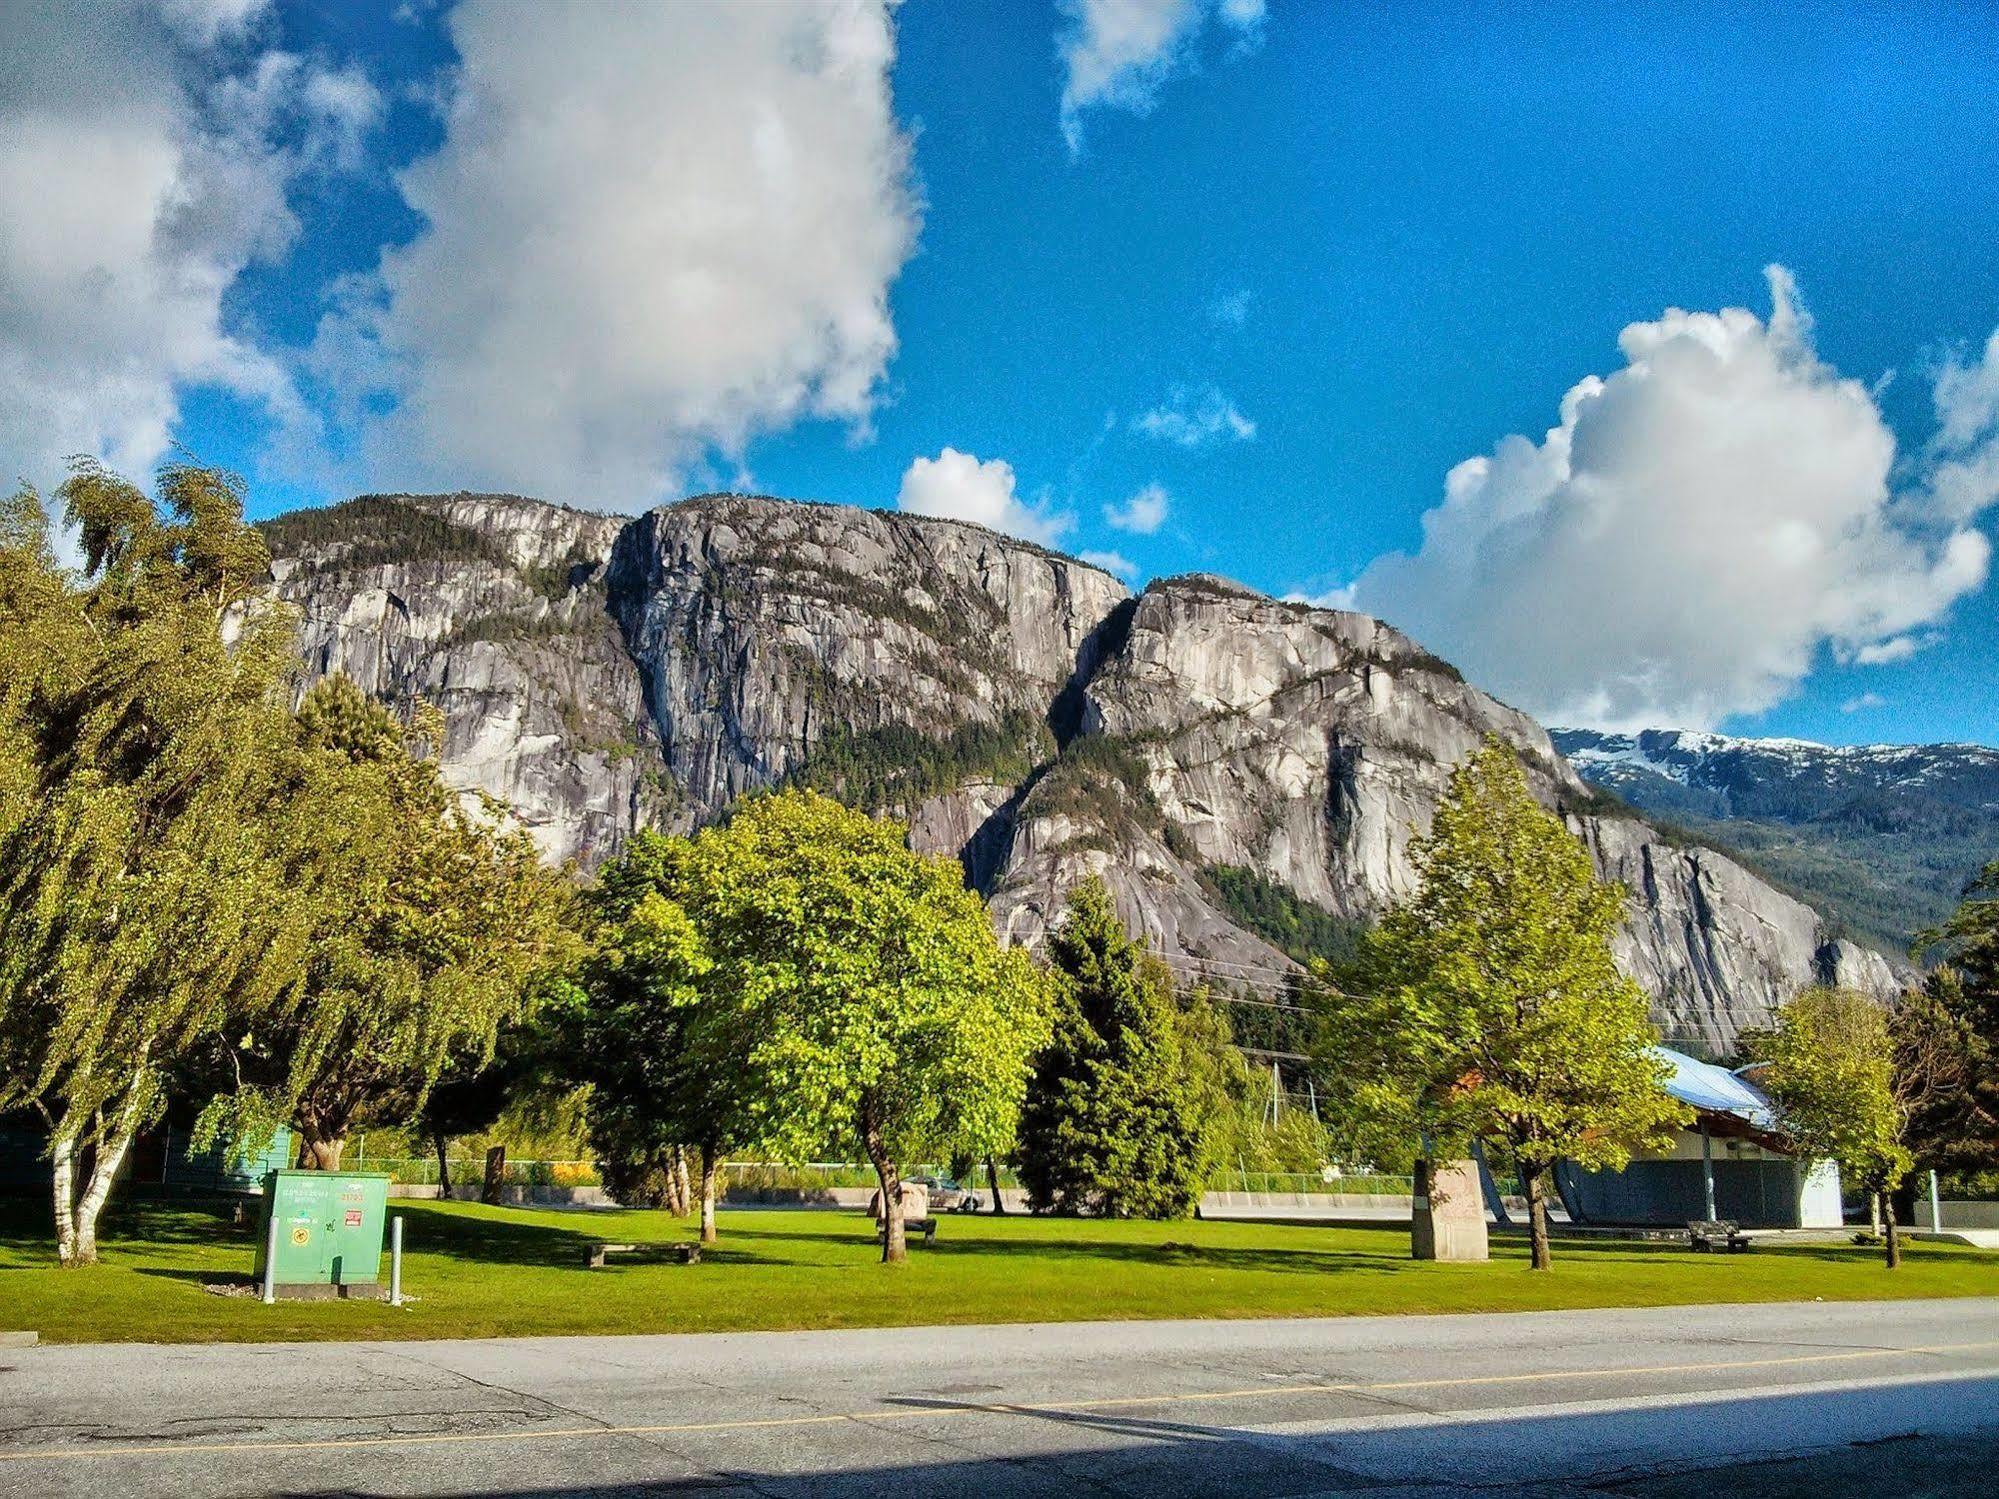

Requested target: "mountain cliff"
[
  {"left": 262, "top": 492, "right": 1898, "bottom": 1053},
  {"left": 1554, "top": 727, "right": 1999, "bottom": 954}
]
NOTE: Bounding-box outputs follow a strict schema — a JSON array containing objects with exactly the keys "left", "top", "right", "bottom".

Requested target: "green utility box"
[{"left": 254, "top": 1171, "right": 391, "bottom": 1289}]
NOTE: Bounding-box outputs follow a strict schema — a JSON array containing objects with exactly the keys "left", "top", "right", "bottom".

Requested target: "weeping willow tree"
[
  {"left": 198, "top": 675, "right": 576, "bottom": 1170},
  {"left": 0, "top": 463, "right": 309, "bottom": 1266}
]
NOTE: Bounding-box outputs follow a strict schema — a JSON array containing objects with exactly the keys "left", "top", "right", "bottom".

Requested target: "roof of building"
[{"left": 1651, "top": 1046, "right": 1779, "bottom": 1132}]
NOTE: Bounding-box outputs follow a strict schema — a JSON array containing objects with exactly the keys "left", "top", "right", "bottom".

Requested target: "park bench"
[
  {"left": 585, "top": 1241, "right": 700, "bottom": 1268},
  {"left": 876, "top": 1217, "right": 940, "bottom": 1248},
  {"left": 1685, "top": 1219, "right": 1751, "bottom": 1253}
]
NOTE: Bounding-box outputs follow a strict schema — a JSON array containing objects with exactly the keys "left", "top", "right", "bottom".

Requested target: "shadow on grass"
[
  {"left": 707, "top": 1219, "right": 1415, "bottom": 1277},
  {"left": 923, "top": 1236, "right": 1413, "bottom": 1277},
  {"left": 387, "top": 1205, "right": 807, "bottom": 1271},
  {"left": 0, "top": 1197, "right": 257, "bottom": 1261},
  {"left": 2, "top": 1194, "right": 1971, "bottom": 1283},
  {"left": 134, "top": 1267, "right": 258, "bottom": 1288},
  {"left": 1522, "top": 1233, "right": 1990, "bottom": 1270}
]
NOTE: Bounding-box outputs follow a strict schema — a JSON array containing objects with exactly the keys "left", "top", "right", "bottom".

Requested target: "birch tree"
[
  {"left": 200, "top": 676, "right": 574, "bottom": 1169},
  {"left": 0, "top": 465, "right": 306, "bottom": 1265}
]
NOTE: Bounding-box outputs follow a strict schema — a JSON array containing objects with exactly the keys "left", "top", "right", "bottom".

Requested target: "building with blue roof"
[{"left": 1551, "top": 1047, "right": 1844, "bottom": 1229}]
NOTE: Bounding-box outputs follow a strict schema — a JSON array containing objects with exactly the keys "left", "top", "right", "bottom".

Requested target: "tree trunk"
[
  {"left": 1524, "top": 1164, "right": 1552, "bottom": 1271},
  {"left": 861, "top": 1108, "right": 905, "bottom": 1264},
  {"left": 670, "top": 1146, "right": 691, "bottom": 1218},
  {"left": 986, "top": 1155, "right": 1007, "bottom": 1215},
  {"left": 1409, "top": 1155, "right": 1431, "bottom": 1260},
  {"left": 54, "top": 1077, "right": 153, "bottom": 1267},
  {"left": 699, "top": 1142, "right": 719, "bottom": 1245},
  {"left": 1882, "top": 1188, "right": 1901, "bottom": 1269},
  {"left": 67, "top": 1124, "right": 138, "bottom": 1268},
  {"left": 51, "top": 1130, "right": 79, "bottom": 1267},
  {"left": 298, "top": 1132, "right": 345, "bottom": 1170},
  {"left": 432, "top": 1129, "right": 452, "bottom": 1197}
]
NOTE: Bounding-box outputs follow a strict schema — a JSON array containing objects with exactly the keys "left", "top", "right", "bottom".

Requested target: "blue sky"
[{"left": 7, "top": 1, "right": 1999, "bottom": 746}]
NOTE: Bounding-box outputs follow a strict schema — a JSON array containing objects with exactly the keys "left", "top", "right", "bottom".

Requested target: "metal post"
[
  {"left": 1700, "top": 1119, "right": 1717, "bottom": 1222},
  {"left": 1929, "top": 1169, "right": 1942, "bottom": 1233},
  {"left": 390, "top": 1215, "right": 404, "bottom": 1306},
  {"left": 260, "top": 1205, "right": 280, "bottom": 1306},
  {"left": 1306, "top": 1075, "right": 1320, "bottom": 1125}
]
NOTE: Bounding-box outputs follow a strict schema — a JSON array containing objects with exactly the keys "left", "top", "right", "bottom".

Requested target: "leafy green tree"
[
  {"left": 1747, "top": 987, "right": 1913, "bottom": 1266},
  {"left": 411, "top": 1005, "right": 571, "bottom": 1196},
  {"left": 1016, "top": 880, "right": 1236, "bottom": 1218},
  {"left": 673, "top": 790, "right": 1050, "bottom": 1261},
  {"left": 0, "top": 464, "right": 308, "bottom": 1265},
  {"left": 0, "top": 487, "right": 75, "bottom": 841},
  {"left": 1913, "top": 861, "right": 1999, "bottom": 1169},
  {"left": 201, "top": 675, "right": 574, "bottom": 1168},
  {"left": 1313, "top": 740, "right": 1686, "bottom": 1269},
  {"left": 569, "top": 834, "right": 755, "bottom": 1243}
]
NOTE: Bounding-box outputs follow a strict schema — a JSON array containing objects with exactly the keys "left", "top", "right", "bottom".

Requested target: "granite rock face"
[
  {"left": 266, "top": 491, "right": 1899, "bottom": 1049},
  {"left": 603, "top": 495, "right": 1128, "bottom": 821},
  {"left": 1578, "top": 818, "right": 1901, "bottom": 1051},
  {"left": 267, "top": 493, "right": 668, "bottom": 866}
]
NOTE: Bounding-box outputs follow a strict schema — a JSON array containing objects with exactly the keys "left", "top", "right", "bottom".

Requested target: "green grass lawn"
[{"left": 4, "top": 1198, "right": 1994, "bottom": 1346}]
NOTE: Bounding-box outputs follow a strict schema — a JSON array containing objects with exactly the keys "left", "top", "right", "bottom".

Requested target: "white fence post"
[
  {"left": 260, "top": 1208, "right": 280, "bottom": 1305},
  {"left": 390, "top": 1215, "right": 405, "bottom": 1306}
]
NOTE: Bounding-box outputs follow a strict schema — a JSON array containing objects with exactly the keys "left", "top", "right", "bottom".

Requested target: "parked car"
[{"left": 907, "top": 1174, "right": 983, "bottom": 1212}]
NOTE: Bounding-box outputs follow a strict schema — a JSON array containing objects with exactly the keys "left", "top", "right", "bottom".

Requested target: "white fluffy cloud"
[
  {"left": 329, "top": 0, "right": 918, "bottom": 508},
  {"left": 1926, "top": 327, "right": 1999, "bottom": 527},
  {"left": 1104, "top": 482, "right": 1169, "bottom": 533},
  {"left": 896, "top": 448, "right": 1072, "bottom": 546},
  {"left": 1057, "top": 0, "right": 1265, "bottom": 152},
  {"left": 1206, "top": 285, "right": 1254, "bottom": 329},
  {"left": 1080, "top": 548, "right": 1139, "bottom": 580},
  {"left": 1133, "top": 385, "right": 1255, "bottom": 447},
  {"left": 1345, "top": 268, "right": 1999, "bottom": 731},
  {"left": 0, "top": 1, "right": 372, "bottom": 493}
]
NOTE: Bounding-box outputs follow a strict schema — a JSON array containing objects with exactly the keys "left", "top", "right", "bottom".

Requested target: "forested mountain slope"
[
  {"left": 261, "top": 492, "right": 1897, "bottom": 1051},
  {"left": 1554, "top": 728, "right": 1999, "bottom": 955}
]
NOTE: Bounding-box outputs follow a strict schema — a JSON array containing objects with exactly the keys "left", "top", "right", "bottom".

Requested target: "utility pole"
[{"left": 1700, "top": 1118, "right": 1717, "bottom": 1222}]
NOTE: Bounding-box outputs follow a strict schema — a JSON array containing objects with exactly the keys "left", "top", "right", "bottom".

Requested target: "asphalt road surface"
[{"left": 3, "top": 1298, "right": 1997, "bottom": 1497}]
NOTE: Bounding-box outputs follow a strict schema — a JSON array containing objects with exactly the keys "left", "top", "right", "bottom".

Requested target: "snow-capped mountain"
[{"left": 1552, "top": 727, "right": 1999, "bottom": 952}]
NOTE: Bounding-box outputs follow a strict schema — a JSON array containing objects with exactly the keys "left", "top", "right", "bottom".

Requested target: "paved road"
[{"left": 3, "top": 1298, "right": 1996, "bottom": 1497}]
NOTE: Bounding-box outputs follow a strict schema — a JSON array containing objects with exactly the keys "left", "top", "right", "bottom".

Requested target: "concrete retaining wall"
[
  {"left": 384, "top": 1182, "right": 1436, "bottom": 1218},
  {"left": 389, "top": 1183, "right": 616, "bottom": 1208},
  {"left": 1201, "top": 1191, "right": 1416, "bottom": 1215}
]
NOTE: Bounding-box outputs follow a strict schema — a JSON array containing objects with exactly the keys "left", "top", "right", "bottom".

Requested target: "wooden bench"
[
  {"left": 876, "top": 1217, "right": 939, "bottom": 1248},
  {"left": 586, "top": 1241, "right": 700, "bottom": 1268},
  {"left": 1686, "top": 1219, "right": 1751, "bottom": 1253}
]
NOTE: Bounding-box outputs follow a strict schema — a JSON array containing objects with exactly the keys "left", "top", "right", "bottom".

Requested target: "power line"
[
  {"left": 1206, "top": 991, "right": 1317, "bottom": 1016},
  {"left": 1158, "top": 950, "right": 1302, "bottom": 976}
]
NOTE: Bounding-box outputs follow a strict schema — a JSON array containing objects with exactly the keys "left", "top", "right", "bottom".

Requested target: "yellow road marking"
[{"left": 5, "top": 1338, "right": 1996, "bottom": 1464}]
